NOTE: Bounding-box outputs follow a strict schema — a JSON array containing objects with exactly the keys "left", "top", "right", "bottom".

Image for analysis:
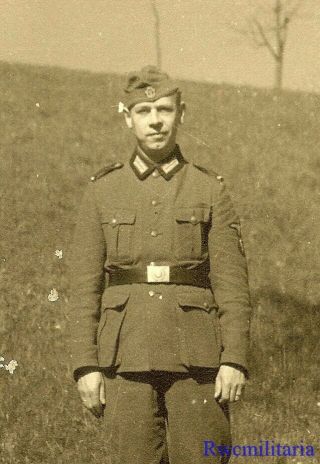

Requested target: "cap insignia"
[{"left": 145, "top": 86, "right": 156, "bottom": 98}]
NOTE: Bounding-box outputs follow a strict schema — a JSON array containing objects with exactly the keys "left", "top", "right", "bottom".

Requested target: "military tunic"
[{"left": 68, "top": 145, "right": 251, "bottom": 381}]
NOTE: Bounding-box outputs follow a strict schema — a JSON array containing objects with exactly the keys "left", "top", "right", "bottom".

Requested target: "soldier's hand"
[
  {"left": 77, "top": 371, "right": 106, "bottom": 418},
  {"left": 214, "top": 365, "right": 245, "bottom": 404}
]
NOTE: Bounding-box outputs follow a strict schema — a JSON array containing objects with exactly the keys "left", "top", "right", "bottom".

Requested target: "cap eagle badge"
[{"left": 145, "top": 86, "right": 156, "bottom": 98}]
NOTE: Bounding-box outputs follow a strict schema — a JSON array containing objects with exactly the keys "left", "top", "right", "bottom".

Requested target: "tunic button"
[
  {"left": 151, "top": 230, "right": 158, "bottom": 237},
  {"left": 111, "top": 218, "right": 117, "bottom": 225},
  {"left": 190, "top": 215, "right": 197, "bottom": 224},
  {"left": 149, "top": 290, "right": 155, "bottom": 297},
  {"left": 203, "top": 302, "right": 209, "bottom": 309},
  {"left": 152, "top": 170, "right": 160, "bottom": 178},
  {"left": 151, "top": 200, "right": 157, "bottom": 206}
]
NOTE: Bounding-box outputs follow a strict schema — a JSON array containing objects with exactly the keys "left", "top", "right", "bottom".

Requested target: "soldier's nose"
[
  {"left": 149, "top": 123, "right": 163, "bottom": 133},
  {"left": 149, "top": 110, "right": 162, "bottom": 127}
]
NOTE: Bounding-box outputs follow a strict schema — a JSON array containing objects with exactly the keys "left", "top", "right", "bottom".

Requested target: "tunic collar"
[{"left": 130, "top": 144, "right": 187, "bottom": 180}]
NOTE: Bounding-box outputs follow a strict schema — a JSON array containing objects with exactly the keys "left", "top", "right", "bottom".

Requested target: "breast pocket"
[
  {"left": 174, "top": 206, "right": 211, "bottom": 260},
  {"left": 101, "top": 209, "right": 136, "bottom": 263}
]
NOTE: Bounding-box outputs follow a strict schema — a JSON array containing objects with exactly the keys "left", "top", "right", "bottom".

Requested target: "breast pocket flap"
[
  {"left": 175, "top": 206, "right": 210, "bottom": 224},
  {"left": 101, "top": 209, "right": 136, "bottom": 227}
]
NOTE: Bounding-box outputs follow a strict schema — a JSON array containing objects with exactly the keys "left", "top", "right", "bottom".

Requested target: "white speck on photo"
[
  {"left": 54, "top": 250, "right": 63, "bottom": 259},
  {"left": 48, "top": 288, "right": 59, "bottom": 302}
]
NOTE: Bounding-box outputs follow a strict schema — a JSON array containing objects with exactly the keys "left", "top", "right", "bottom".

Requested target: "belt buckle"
[{"left": 147, "top": 265, "right": 170, "bottom": 283}]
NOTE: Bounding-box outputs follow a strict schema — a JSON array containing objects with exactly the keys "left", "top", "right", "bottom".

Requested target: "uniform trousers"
[{"left": 101, "top": 369, "right": 231, "bottom": 464}]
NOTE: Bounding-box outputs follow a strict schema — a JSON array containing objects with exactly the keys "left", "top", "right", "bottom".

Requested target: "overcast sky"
[{"left": 1, "top": 0, "right": 319, "bottom": 92}]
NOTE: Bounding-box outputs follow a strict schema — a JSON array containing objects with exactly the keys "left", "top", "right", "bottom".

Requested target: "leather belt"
[{"left": 108, "top": 263, "right": 211, "bottom": 288}]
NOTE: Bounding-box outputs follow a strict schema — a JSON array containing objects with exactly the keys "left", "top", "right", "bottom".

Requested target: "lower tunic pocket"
[
  {"left": 176, "top": 288, "right": 221, "bottom": 367},
  {"left": 97, "top": 289, "right": 130, "bottom": 367}
]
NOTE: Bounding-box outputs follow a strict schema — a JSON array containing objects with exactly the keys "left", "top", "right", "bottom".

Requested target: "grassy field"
[{"left": 0, "top": 60, "right": 319, "bottom": 463}]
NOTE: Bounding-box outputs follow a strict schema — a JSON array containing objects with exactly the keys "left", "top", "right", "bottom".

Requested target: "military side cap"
[{"left": 123, "top": 65, "right": 179, "bottom": 109}]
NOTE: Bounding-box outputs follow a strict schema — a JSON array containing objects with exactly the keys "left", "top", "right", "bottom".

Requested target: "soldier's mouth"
[{"left": 147, "top": 133, "right": 167, "bottom": 138}]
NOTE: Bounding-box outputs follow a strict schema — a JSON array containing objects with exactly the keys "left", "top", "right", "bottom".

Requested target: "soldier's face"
[{"left": 124, "top": 95, "right": 185, "bottom": 156}]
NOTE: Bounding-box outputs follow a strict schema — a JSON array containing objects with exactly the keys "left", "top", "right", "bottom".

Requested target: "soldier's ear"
[
  {"left": 123, "top": 108, "right": 133, "bottom": 129},
  {"left": 179, "top": 101, "right": 186, "bottom": 124}
]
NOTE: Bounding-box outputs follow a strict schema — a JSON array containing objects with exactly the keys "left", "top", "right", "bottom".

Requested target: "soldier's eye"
[
  {"left": 158, "top": 106, "right": 173, "bottom": 112},
  {"left": 136, "top": 108, "right": 149, "bottom": 114}
]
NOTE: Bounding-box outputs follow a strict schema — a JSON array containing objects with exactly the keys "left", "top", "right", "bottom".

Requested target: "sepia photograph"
[{"left": 0, "top": 1, "right": 319, "bottom": 463}]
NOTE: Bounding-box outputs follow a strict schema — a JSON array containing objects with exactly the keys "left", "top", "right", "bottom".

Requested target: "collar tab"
[{"left": 130, "top": 145, "right": 186, "bottom": 180}]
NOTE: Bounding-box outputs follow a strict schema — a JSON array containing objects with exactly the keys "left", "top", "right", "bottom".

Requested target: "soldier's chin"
[{"left": 147, "top": 140, "right": 167, "bottom": 151}]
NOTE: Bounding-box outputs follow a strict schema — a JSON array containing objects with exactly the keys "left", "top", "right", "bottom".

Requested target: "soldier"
[{"left": 68, "top": 65, "right": 252, "bottom": 464}]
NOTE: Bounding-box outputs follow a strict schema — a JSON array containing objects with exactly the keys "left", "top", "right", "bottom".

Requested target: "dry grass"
[{"left": 0, "top": 61, "right": 319, "bottom": 463}]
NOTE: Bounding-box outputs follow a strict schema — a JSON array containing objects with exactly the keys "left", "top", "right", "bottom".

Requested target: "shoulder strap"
[
  {"left": 90, "top": 161, "right": 123, "bottom": 182},
  {"left": 192, "top": 162, "right": 224, "bottom": 183}
]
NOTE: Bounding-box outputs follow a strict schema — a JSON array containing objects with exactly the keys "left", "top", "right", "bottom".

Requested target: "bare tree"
[
  {"left": 237, "top": 0, "right": 302, "bottom": 89},
  {"left": 151, "top": 0, "right": 162, "bottom": 69}
]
